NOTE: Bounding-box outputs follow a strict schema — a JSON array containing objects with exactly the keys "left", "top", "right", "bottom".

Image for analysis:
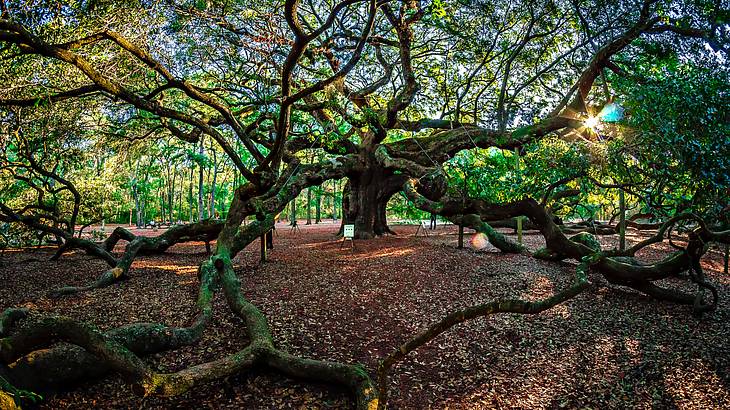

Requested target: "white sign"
[{"left": 344, "top": 224, "right": 355, "bottom": 239}]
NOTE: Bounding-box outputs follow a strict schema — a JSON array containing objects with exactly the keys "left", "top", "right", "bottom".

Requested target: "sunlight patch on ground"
[
  {"left": 356, "top": 247, "right": 417, "bottom": 260},
  {"left": 131, "top": 261, "right": 198, "bottom": 275},
  {"left": 299, "top": 241, "right": 337, "bottom": 249}
]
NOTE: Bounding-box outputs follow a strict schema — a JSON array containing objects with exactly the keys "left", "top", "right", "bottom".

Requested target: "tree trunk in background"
[
  {"left": 306, "top": 187, "right": 312, "bottom": 225},
  {"left": 324, "top": 184, "right": 331, "bottom": 221},
  {"left": 189, "top": 166, "right": 194, "bottom": 223},
  {"left": 619, "top": 189, "right": 626, "bottom": 250},
  {"left": 332, "top": 180, "right": 338, "bottom": 221},
  {"left": 177, "top": 186, "right": 182, "bottom": 223},
  {"left": 133, "top": 184, "right": 142, "bottom": 228},
  {"left": 340, "top": 166, "right": 406, "bottom": 239},
  {"left": 167, "top": 162, "right": 177, "bottom": 223},
  {"left": 210, "top": 148, "right": 218, "bottom": 219},
  {"left": 170, "top": 169, "right": 177, "bottom": 222},
  {"left": 290, "top": 198, "right": 297, "bottom": 226},
  {"left": 157, "top": 183, "right": 164, "bottom": 223},
  {"left": 197, "top": 139, "right": 205, "bottom": 221},
  {"left": 315, "top": 187, "right": 322, "bottom": 223}
]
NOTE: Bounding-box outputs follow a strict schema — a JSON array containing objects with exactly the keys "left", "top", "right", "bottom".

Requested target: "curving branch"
[
  {"left": 402, "top": 178, "right": 722, "bottom": 313},
  {"left": 50, "top": 220, "right": 225, "bottom": 297},
  {"left": 376, "top": 261, "right": 591, "bottom": 409}
]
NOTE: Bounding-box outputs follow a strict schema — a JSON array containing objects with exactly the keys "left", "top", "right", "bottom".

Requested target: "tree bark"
[
  {"left": 341, "top": 169, "right": 404, "bottom": 239},
  {"left": 188, "top": 165, "right": 194, "bottom": 223}
]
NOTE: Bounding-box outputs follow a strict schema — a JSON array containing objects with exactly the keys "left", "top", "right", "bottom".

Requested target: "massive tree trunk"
[{"left": 341, "top": 163, "right": 407, "bottom": 239}]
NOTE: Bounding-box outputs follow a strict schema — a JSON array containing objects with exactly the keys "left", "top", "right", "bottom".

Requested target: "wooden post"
[
  {"left": 618, "top": 189, "right": 626, "bottom": 250},
  {"left": 260, "top": 233, "right": 267, "bottom": 263},
  {"left": 724, "top": 243, "right": 729, "bottom": 275},
  {"left": 458, "top": 223, "right": 464, "bottom": 248},
  {"left": 266, "top": 230, "right": 273, "bottom": 249}
]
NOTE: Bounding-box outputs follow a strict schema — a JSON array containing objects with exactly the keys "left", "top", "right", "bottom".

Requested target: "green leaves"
[{"left": 609, "top": 54, "right": 730, "bottom": 219}]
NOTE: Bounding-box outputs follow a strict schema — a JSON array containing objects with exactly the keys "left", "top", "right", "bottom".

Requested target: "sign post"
[{"left": 341, "top": 224, "right": 355, "bottom": 250}]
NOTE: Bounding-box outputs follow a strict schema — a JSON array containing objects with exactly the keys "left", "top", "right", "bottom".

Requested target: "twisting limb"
[
  {"left": 609, "top": 213, "right": 699, "bottom": 257},
  {"left": 0, "top": 316, "right": 156, "bottom": 384},
  {"left": 397, "top": 177, "right": 522, "bottom": 253},
  {"left": 49, "top": 220, "right": 225, "bottom": 297},
  {"left": 448, "top": 214, "right": 524, "bottom": 253},
  {"left": 402, "top": 178, "right": 722, "bottom": 312},
  {"left": 376, "top": 258, "right": 592, "bottom": 409},
  {"left": 0, "top": 203, "right": 118, "bottom": 266},
  {"left": 2, "top": 265, "right": 216, "bottom": 391}
]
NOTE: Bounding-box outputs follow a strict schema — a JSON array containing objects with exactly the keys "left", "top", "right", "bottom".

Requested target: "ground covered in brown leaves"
[{"left": 1, "top": 221, "right": 728, "bottom": 409}]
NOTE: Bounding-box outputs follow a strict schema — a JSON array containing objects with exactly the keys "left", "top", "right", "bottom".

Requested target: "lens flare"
[
  {"left": 584, "top": 116, "right": 599, "bottom": 130},
  {"left": 470, "top": 233, "right": 489, "bottom": 249},
  {"left": 598, "top": 102, "right": 624, "bottom": 122}
]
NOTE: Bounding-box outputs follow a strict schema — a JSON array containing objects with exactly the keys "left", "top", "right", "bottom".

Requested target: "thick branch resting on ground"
[
  {"left": 0, "top": 203, "right": 117, "bottom": 266},
  {"left": 50, "top": 220, "right": 225, "bottom": 297},
  {"left": 1, "top": 270, "right": 215, "bottom": 391},
  {"left": 2, "top": 201, "right": 378, "bottom": 408},
  {"left": 447, "top": 214, "right": 523, "bottom": 253},
  {"left": 0, "top": 309, "right": 28, "bottom": 338},
  {"left": 402, "top": 178, "right": 723, "bottom": 313}
]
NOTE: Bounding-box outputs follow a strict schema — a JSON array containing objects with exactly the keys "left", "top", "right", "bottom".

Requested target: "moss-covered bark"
[{"left": 402, "top": 177, "right": 726, "bottom": 314}]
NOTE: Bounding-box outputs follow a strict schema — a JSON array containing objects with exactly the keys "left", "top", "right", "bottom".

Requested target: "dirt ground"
[{"left": 1, "top": 221, "right": 728, "bottom": 409}]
